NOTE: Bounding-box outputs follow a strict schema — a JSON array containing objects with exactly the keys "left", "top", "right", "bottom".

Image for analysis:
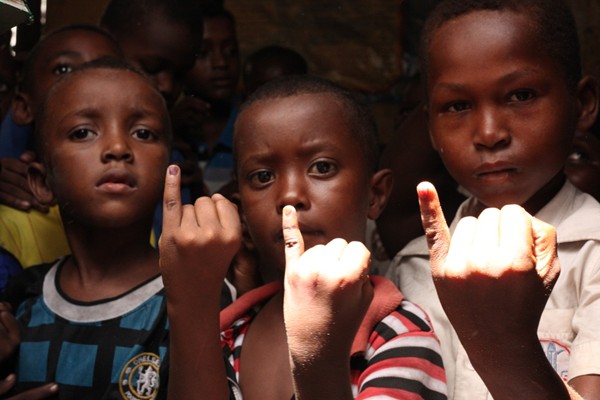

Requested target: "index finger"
[
  {"left": 282, "top": 206, "right": 305, "bottom": 266},
  {"left": 162, "top": 165, "right": 182, "bottom": 233},
  {"left": 417, "top": 181, "right": 451, "bottom": 275}
]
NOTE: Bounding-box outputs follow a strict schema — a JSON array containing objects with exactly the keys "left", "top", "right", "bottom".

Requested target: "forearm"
[
  {"left": 166, "top": 295, "right": 229, "bottom": 400},
  {"left": 290, "top": 356, "right": 354, "bottom": 400},
  {"left": 467, "top": 339, "right": 570, "bottom": 400}
]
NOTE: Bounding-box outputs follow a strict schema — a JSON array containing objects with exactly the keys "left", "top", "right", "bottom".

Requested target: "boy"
[
  {"left": 99, "top": 0, "right": 203, "bottom": 109},
  {"left": 159, "top": 75, "right": 448, "bottom": 399},
  {"left": 0, "top": 25, "right": 122, "bottom": 285},
  {"left": 170, "top": 5, "right": 241, "bottom": 194},
  {"left": 100, "top": 0, "right": 207, "bottom": 237},
  {"left": 0, "top": 24, "right": 122, "bottom": 211},
  {"left": 386, "top": 0, "right": 600, "bottom": 398},
  {"left": 3, "top": 58, "right": 171, "bottom": 399}
]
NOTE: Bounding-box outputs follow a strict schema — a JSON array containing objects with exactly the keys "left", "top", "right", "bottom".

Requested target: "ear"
[
  {"left": 11, "top": 91, "right": 34, "bottom": 125},
  {"left": 27, "top": 161, "right": 55, "bottom": 206},
  {"left": 575, "top": 75, "right": 599, "bottom": 133},
  {"left": 367, "top": 168, "right": 393, "bottom": 220}
]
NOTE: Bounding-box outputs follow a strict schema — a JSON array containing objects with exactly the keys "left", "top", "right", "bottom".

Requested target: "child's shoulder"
[
  {"left": 538, "top": 181, "right": 600, "bottom": 241},
  {"left": 2, "top": 260, "right": 55, "bottom": 311}
]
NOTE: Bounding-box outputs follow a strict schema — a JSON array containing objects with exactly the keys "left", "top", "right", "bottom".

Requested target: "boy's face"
[
  {"left": 186, "top": 16, "right": 240, "bottom": 103},
  {"left": 38, "top": 69, "right": 170, "bottom": 227},
  {"left": 426, "top": 10, "right": 577, "bottom": 212},
  {"left": 235, "top": 93, "right": 374, "bottom": 273},
  {"left": 118, "top": 11, "right": 199, "bottom": 108},
  {"left": 28, "top": 30, "right": 120, "bottom": 111}
]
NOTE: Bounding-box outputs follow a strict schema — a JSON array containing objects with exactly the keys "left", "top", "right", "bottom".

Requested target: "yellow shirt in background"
[{"left": 0, "top": 204, "right": 69, "bottom": 268}]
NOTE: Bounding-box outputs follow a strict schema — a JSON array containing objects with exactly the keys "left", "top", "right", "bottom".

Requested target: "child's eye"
[
  {"left": 223, "top": 45, "right": 239, "bottom": 58},
  {"left": 509, "top": 90, "right": 535, "bottom": 102},
  {"left": 308, "top": 161, "right": 337, "bottom": 176},
  {"left": 447, "top": 101, "right": 470, "bottom": 113},
  {"left": 248, "top": 170, "right": 274, "bottom": 187},
  {"left": 53, "top": 64, "right": 73, "bottom": 75},
  {"left": 196, "top": 49, "right": 209, "bottom": 60},
  {"left": 68, "top": 128, "right": 95, "bottom": 141},
  {"left": 132, "top": 129, "right": 157, "bottom": 141}
]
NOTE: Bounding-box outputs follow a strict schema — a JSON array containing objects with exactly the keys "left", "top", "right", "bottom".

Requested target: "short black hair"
[
  {"left": 20, "top": 24, "right": 121, "bottom": 93},
  {"left": 236, "top": 75, "right": 380, "bottom": 172},
  {"left": 34, "top": 57, "right": 171, "bottom": 158},
  {"left": 244, "top": 46, "right": 308, "bottom": 77},
  {"left": 100, "top": 0, "right": 205, "bottom": 40},
  {"left": 420, "top": 0, "right": 582, "bottom": 91},
  {"left": 201, "top": 3, "right": 236, "bottom": 23}
]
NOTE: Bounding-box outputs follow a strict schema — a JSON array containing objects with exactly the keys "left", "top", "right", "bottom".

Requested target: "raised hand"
[
  {"left": 159, "top": 165, "right": 237, "bottom": 400},
  {"left": 0, "top": 152, "right": 48, "bottom": 212},
  {"left": 159, "top": 164, "right": 241, "bottom": 303},
  {"left": 282, "top": 205, "right": 372, "bottom": 399},
  {"left": 417, "top": 181, "right": 568, "bottom": 399}
]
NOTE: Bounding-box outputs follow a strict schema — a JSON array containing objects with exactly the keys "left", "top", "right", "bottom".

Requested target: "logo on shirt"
[
  {"left": 119, "top": 352, "right": 161, "bottom": 399},
  {"left": 541, "top": 339, "right": 570, "bottom": 381}
]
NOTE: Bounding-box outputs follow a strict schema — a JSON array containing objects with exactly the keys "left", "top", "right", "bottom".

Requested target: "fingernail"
[
  {"left": 5, "top": 373, "right": 14, "bottom": 382},
  {"left": 283, "top": 205, "right": 293, "bottom": 216},
  {"left": 49, "top": 383, "right": 59, "bottom": 392},
  {"left": 168, "top": 165, "right": 179, "bottom": 176}
]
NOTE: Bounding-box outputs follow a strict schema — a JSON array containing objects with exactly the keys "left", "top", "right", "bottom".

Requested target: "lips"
[
  {"left": 474, "top": 161, "right": 519, "bottom": 179},
  {"left": 274, "top": 222, "right": 323, "bottom": 242},
  {"left": 96, "top": 170, "right": 136, "bottom": 192}
]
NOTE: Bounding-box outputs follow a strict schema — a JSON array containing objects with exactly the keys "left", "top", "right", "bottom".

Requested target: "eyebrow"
[
  {"left": 433, "top": 68, "right": 542, "bottom": 94},
  {"left": 44, "top": 51, "right": 84, "bottom": 62},
  {"left": 239, "top": 138, "right": 342, "bottom": 166}
]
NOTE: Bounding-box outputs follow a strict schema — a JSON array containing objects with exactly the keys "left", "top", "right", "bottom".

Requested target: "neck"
[
  {"left": 60, "top": 221, "right": 159, "bottom": 302},
  {"left": 473, "top": 173, "right": 567, "bottom": 217}
]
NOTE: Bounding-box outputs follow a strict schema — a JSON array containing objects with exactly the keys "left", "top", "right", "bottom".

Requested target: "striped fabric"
[{"left": 220, "top": 278, "right": 447, "bottom": 399}]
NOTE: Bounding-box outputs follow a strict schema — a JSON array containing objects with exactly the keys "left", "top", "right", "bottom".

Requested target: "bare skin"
[
  {"left": 159, "top": 165, "right": 240, "bottom": 400},
  {"left": 417, "top": 181, "right": 582, "bottom": 400}
]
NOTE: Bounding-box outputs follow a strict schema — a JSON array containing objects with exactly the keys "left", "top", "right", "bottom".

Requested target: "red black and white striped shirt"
[{"left": 220, "top": 276, "right": 447, "bottom": 399}]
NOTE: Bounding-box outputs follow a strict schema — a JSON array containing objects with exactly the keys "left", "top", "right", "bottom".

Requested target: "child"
[
  {"left": 159, "top": 75, "right": 448, "bottom": 399},
  {"left": 2, "top": 58, "right": 171, "bottom": 399},
  {"left": 0, "top": 25, "right": 122, "bottom": 287},
  {"left": 170, "top": 5, "right": 241, "bottom": 194},
  {"left": 99, "top": 0, "right": 203, "bottom": 109},
  {"left": 0, "top": 24, "right": 122, "bottom": 210},
  {"left": 416, "top": 182, "right": 578, "bottom": 399},
  {"left": 385, "top": 0, "right": 600, "bottom": 398}
]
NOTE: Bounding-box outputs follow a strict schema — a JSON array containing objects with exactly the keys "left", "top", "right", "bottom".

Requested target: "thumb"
[
  {"left": 531, "top": 217, "right": 561, "bottom": 290},
  {"left": 282, "top": 205, "right": 305, "bottom": 267},
  {"left": 417, "top": 181, "right": 451, "bottom": 276}
]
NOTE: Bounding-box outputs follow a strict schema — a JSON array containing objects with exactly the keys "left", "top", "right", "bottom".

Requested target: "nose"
[
  {"left": 101, "top": 131, "right": 133, "bottom": 163},
  {"left": 211, "top": 49, "right": 227, "bottom": 69},
  {"left": 277, "top": 173, "right": 309, "bottom": 214},
  {"left": 473, "top": 105, "right": 511, "bottom": 150}
]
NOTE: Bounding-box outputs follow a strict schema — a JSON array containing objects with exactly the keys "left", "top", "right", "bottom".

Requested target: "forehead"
[
  {"left": 45, "top": 68, "right": 166, "bottom": 118},
  {"left": 426, "top": 10, "right": 560, "bottom": 87},
  {"left": 204, "top": 15, "right": 236, "bottom": 38},
  {"left": 36, "top": 30, "right": 118, "bottom": 62},
  {"left": 119, "top": 13, "right": 199, "bottom": 66},
  {"left": 235, "top": 93, "right": 357, "bottom": 156}
]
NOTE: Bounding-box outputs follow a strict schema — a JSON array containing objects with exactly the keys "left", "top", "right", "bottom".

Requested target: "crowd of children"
[{"left": 0, "top": 0, "right": 597, "bottom": 399}]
